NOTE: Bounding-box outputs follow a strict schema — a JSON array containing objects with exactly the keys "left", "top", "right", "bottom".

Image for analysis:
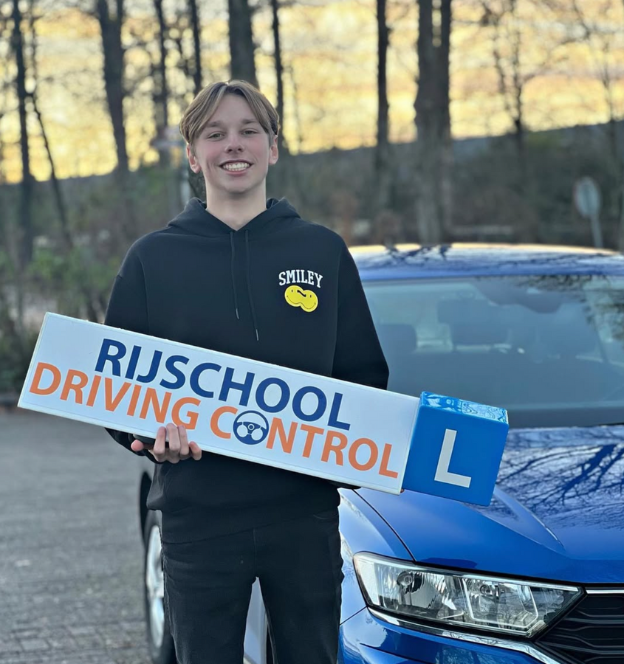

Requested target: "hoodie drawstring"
[
  {"left": 245, "top": 231, "right": 260, "bottom": 342},
  {"left": 230, "top": 232, "right": 240, "bottom": 320},
  {"left": 229, "top": 230, "right": 260, "bottom": 341}
]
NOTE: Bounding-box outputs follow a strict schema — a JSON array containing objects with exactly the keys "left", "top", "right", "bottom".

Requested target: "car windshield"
[{"left": 363, "top": 274, "right": 624, "bottom": 428}]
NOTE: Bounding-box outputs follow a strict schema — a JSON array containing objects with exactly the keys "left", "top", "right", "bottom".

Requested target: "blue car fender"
[{"left": 338, "top": 489, "right": 412, "bottom": 625}]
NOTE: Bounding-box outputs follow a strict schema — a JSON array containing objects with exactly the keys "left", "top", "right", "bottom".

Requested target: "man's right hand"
[{"left": 130, "top": 423, "right": 202, "bottom": 463}]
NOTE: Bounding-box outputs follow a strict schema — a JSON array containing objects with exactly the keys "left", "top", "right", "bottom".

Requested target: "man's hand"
[{"left": 130, "top": 424, "right": 202, "bottom": 463}]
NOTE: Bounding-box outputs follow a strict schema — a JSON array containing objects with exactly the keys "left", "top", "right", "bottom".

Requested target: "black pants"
[{"left": 161, "top": 508, "right": 344, "bottom": 664}]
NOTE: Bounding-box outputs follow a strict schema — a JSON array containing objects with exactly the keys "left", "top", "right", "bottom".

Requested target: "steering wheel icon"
[{"left": 233, "top": 411, "right": 269, "bottom": 445}]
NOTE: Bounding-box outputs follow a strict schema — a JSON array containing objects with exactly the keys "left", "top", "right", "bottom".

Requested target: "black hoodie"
[{"left": 105, "top": 197, "right": 388, "bottom": 543}]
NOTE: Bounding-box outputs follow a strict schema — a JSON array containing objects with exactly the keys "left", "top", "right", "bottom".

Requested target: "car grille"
[{"left": 537, "top": 592, "right": 624, "bottom": 664}]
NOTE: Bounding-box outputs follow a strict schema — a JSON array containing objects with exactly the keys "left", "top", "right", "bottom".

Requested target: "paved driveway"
[{"left": 0, "top": 410, "right": 151, "bottom": 664}]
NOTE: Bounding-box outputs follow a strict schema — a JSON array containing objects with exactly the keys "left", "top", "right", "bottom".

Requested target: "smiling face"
[
  {"left": 187, "top": 94, "right": 279, "bottom": 204},
  {"left": 285, "top": 285, "right": 319, "bottom": 312}
]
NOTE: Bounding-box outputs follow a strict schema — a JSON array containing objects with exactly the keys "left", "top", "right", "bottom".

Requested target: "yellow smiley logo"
[{"left": 285, "top": 285, "right": 318, "bottom": 312}]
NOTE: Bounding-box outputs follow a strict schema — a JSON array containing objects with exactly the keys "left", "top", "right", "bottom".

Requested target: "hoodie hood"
[
  {"left": 166, "top": 197, "right": 301, "bottom": 238},
  {"left": 166, "top": 197, "right": 302, "bottom": 341}
]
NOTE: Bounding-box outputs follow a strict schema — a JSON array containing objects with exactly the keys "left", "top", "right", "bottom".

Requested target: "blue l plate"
[{"left": 402, "top": 392, "right": 509, "bottom": 506}]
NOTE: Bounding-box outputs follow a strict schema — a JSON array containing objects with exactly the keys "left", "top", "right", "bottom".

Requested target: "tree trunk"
[
  {"left": 609, "top": 118, "right": 624, "bottom": 250},
  {"left": 11, "top": 0, "right": 34, "bottom": 266},
  {"left": 95, "top": 0, "right": 137, "bottom": 241},
  {"left": 602, "top": 74, "right": 624, "bottom": 249},
  {"left": 413, "top": 0, "right": 453, "bottom": 244},
  {"left": 438, "top": 0, "right": 453, "bottom": 237},
  {"left": 375, "top": 0, "right": 392, "bottom": 217},
  {"left": 414, "top": 0, "right": 441, "bottom": 244},
  {"left": 33, "top": 94, "right": 101, "bottom": 321},
  {"left": 153, "top": 0, "right": 169, "bottom": 138},
  {"left": 270, "top": 0, "right": 288, "bottom": 156},
  {"left": 228, "top": 0, "right": 257, "bottom": 86},
  {"left": 30, "top": 82, "right": 101, "bottom": 321},
  {"left": 187, "top": 0, "right": 202, "bottom": 95},
  {"left": 510, "top": 1, "right": 528, "bottom": 198},
  {"left": 31, "top": 97, "right": 71, "bottom": 242},
  {"left": 0, "top": 278, "right": 27, "bottom": 368},
  {"left": 96, "top": 0, "right": 129, "bottom": 173},
  {"left": 490, "top": 0, "right": 530, "bottom": 216},
  {"left": 27, "top": 0, "right": 71, "bottom": 251},
  {"left": 28, "top": 0, "right": 102, "bottom": 321}
]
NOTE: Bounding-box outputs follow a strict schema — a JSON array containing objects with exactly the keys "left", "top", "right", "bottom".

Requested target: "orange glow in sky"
[{"left": 0, "top": 0, "right": 623, "bottom": 183}]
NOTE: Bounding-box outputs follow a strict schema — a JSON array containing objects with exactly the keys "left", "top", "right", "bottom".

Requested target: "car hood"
[{"left": 357, "top": 425, "right": 624, "bottom": 584}]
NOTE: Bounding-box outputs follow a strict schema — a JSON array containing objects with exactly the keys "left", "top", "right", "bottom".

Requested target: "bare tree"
[
  {"left": 95, "top": 0, "right": 129, "bottom": 173},
  {"left": 563, "top": 0, "right": 624, "bottom": 247},
  {"left": 413, "top": 0, "right": 453, "bottom": 243},
  {"left": 27, "top": 0, "right": 70, "bottom": 249},
  {"left": 480, "top": 0, "right": 529, "bottom": 189},
  {"left": 478, "top": 0, "right": 569, "bottom": 193},
  {"left": 93, "top": 0, "right": 139, "bottom": 240},
  {"left": 270, "top": 0, "right": 287, "bottom": 155},
  {"left": 10, "top": 0, "right": 34, "bottom": 266},
  {"left": 151, "top": 0, "right": 172, "bottom": 177},
  {"left": 188, "top": 0, "right": 202, "bottom": 95},
  {"left": 229, "top": 0, "right": 258, "bottom": 85},
  {"left": 267, "top": 60, "right": 311, "bottom": 209},
  {"left": 28, "top": 0, "right": 102, "bottom": 322},
  {"left": 0, "top": 6, "right": 11, "bottom": 187},
  {"left": 0, "top": 5, "right": 19, "bottom": 360},
  {"left": 375, "top": 0, "right": 392, "bottom": 216}
]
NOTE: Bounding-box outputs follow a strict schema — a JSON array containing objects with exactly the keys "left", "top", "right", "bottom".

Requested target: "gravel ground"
[{"left": 0, "top": 409, "right": 151, "bottom": 664}]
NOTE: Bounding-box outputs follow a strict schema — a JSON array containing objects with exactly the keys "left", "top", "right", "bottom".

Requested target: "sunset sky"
[{"left": 0, "top": 0, "right": 623, "bottom": 183}]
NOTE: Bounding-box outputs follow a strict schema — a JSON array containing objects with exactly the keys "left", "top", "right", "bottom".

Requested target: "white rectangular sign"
[{"left": 19, "top": 314, "right": 420, "bottom": 494}]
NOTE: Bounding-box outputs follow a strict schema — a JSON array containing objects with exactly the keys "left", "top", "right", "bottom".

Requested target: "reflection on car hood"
[{"left": 356, "top": 425, "right": 624, "bottom": 584}]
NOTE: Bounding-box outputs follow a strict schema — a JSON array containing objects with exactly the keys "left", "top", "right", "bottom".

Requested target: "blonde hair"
[{"left": 180, "top": 80, "right": 280, "bottom": 153}]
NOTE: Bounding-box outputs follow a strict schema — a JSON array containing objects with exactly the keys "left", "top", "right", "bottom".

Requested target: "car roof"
[{"left": 350, "top": 243, "right": 624, "bottom": 280}]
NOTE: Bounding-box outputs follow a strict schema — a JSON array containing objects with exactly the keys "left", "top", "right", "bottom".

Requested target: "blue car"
[{"left": 139, "top": 243, "right": 624, "bottom": 664}]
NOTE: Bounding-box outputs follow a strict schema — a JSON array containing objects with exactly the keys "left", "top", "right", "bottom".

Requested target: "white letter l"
[{"left": 434, "top": 429, "right": 472, "bottom": 488}]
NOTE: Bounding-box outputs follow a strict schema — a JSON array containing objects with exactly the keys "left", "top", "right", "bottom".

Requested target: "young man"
[{"left": 105, "top": 80, "right": 388, "bottom": 664}]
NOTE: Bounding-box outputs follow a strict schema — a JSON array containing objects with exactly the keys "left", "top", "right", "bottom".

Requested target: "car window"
[{"left": 363, "top": 275, "right": 624, "bottom": 428}]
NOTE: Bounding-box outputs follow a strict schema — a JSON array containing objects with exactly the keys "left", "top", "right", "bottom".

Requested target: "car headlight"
[{"left": 353, "top": 553, "right": 581, "bottom": 637}]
